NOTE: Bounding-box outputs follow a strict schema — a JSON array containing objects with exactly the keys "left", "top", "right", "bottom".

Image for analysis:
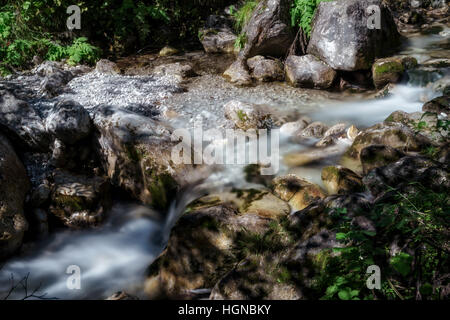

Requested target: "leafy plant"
[
  {"left": 291, "top": 0, "right": 331, "bottom": 36},
  {"left": 316, "top": 184, "right": 449, "bottom": 300}
]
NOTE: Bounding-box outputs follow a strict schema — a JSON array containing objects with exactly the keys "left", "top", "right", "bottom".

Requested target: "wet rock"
[
  {"left": 95, "top": 59, "right": 121, "bottom": 75},
  {"left": 29, "top": 209, "right": 49, "bottom": 239},
  {"left": 247, "top": 56, "right": 284, "bottom": 82},
  {"left": 0, "top": 90, "right": 50, "bottom": 151},
  {"left": 239, "top": 0, "right": 294, "bottom": 59},
  {"left": 384, "top": 110, "right": 445, "bottom": 143},
  {"left": 49, "top": 170, "right": 111, "bottom": 228},
  {"left": 362, "top": 156, "right": 450, "bottom": 196},
  {"left": 316, "top": 123, "right": 348, "bottom": 147},
  {"left": 223, "top": 60, "right": 252, "bottom": 86},
  {"left": 152, "top": 63, "right": 197, "bottom": 81},
  {"left": 224, "top": 100, "right": 273, "bottom": 130},
  {"left": 279, "top": 117, "right": 310, "bottom": 136},
  {"left": 92, "top": 105, "right": 189, "bottom": 209},
  {"left": 296, "top": 121, "right": 329, "bottom": 139},
  {"left": 372, "top": 57, "right": 406, "bottom": 89},
  {"left": 321, "top": 166, "right": 364, "bottom": 195},
  {"left": 272, "top": 174, "right": 326, "bottom": 211},
  {"left": 0, "top": 134, "right": 30, "bottom": 259},
  {"left": 144, "top": 204, "right": 272, "bottom": 299},
  {"left": 45, "top": 100, "right": 92, "bottom": 145},
  {"left": 422, "top": 95, "right": 450, "bottom": 115},
  {"left": 159, "top": 46, "right": 179, "bottom": 57},
  {"left": 360, "top": 145, "right": 406, "bottom": 174},
  {"left": 190, "top": 189, "right": 290, "bottom": 220},
  {"left": 285, "top": 55, "right": 336, "bottom": 89},
  {"left": 307, "top": 0, "right": 401, "bottom": 71},
  {"left": 340, "top": 123, "right": 431, "bottom": 173},
  {"left": 284, "top": 144, "right": 344, "bottom": 167}
]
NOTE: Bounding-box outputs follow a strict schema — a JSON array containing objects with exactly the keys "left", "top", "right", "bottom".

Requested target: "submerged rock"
[
  {"left": 307, "top": 0, "right": 401, "bottom": 71},
  {"left": 0, "top": 134, "right": 30, "bottom": 259},
  {"left": 285, "top": 55, "right": 336, "bottom": 89}
]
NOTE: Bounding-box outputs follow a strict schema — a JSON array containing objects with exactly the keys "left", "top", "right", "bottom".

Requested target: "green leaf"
[{"left": 390, "top": 252, "right": 413, "bottom": 277}]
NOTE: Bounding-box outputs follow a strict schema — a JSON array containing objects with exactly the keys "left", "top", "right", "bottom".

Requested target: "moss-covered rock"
[
  {"left": 372, "top": 58, "right": 405, "bottom": 89},
  {"left": 92, "top": 105, "right": 192, "bottom": 209}
]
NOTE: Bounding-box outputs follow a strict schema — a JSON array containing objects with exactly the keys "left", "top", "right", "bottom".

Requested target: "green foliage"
[
  {"left": 233, "top": 0, "right": 259, "bottom": 33},
  {"left": 316, "top": 185, "right": 449, "bottom": 300},
  {"left": 291, "top": 0, "right": 331, "bottom": 36},
  {"left": 232, "top": 1, "right": 259, "bottom": 50}
]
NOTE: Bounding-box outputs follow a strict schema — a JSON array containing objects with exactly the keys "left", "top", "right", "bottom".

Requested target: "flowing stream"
[{"left": 0, "top": 31, "right": 448, "bottom": 299}]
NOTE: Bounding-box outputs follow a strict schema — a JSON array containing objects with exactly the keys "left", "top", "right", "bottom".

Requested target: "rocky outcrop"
[
  {"left": 49, "top": 170, "right": 111, "bottom": 228},
  {"left": 307, "top": 0, "right": 401, "bottom": 71},
  {"left": 239, "top": 0, "right": 294, "bottom": 59},
  {"left": 0, "top": 90, "right": 50, "bottom": 151},
  {"left": 285, "top": 55, "right": 336, "bottom": 89},
  {"left": 0, "top": 134, "right": 30, "bottom": 259},
  {"left": 92, "top": 105, "right": 190, "bottom": 209}
]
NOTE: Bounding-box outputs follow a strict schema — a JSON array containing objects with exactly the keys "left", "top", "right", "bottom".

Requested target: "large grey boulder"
[
  {"left": 45, "top": 100, "right": 92, "bottom": 145},
  {"left": 0, "top": 134, "right": 30, "bottom": 259},
  {"left": 239, "top": 0, "right": 294, "bottom": 59},
  {"left": 0, "top": 90, "right": 50, "bottom": 151},
  {"left": 307, "top": 0, "right": 401, "bottom": 71},
  {"left": 285, "top": 55, "right": 337, "bottom": 89}
]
